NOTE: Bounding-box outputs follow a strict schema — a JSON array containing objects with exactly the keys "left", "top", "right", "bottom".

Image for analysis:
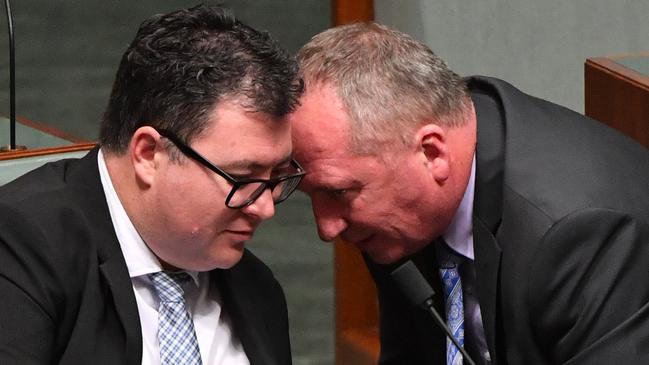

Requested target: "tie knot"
[
  {"left": 436, "top": 240, "right": 465, "bottom": 269},
  {"left": 149, "top": 271, "right": 192, "bottom": 303}
]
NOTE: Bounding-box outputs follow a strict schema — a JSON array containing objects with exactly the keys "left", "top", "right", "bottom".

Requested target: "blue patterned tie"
[
  {"left": 439, "top": 249, "right": 465, "bottom": 365},
  {"left": 149, "top": 271, "right": 203, "bottom": 365}
]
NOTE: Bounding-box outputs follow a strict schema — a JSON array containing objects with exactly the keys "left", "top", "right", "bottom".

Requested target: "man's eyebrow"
[{"left": 311, "top": 177, "right": 359, "bottom": 190}]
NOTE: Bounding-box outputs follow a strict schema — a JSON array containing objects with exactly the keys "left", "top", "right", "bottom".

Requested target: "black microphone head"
[{"left": 389, "top": 260, "right": 435, "bottom": 308}]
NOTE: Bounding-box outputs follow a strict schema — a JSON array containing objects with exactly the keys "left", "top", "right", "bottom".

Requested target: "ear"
[
  {"left": 413, "top": 123, "right": 450, "bottom": 183},
  {"left": 129, "top": 126, "right": 162, "bottom": 187}
]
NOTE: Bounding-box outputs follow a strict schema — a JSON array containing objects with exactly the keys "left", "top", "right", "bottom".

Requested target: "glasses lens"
[
  {"left": 228, "top": 182, "right": 265, "bottom": 208},
  {"left": 227, "top": 174, "right": 303, "bottom": 208},
  {"left": 272, "top": 176, "right": 301, "bottom": 203}
]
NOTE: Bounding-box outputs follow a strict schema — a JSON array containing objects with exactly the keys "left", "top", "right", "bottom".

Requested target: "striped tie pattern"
[
  {"left": 149, "top": 271, "right": 203, "bottom": 365},
  {"left": 439, "top": 263, "right": 465, "bottom": 365}
]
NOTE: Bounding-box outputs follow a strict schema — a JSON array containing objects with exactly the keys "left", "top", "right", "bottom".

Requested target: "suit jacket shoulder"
[
  {"left": 470, "top": 76, "right": 649, "bottom": 364},
  {"left": 0, "top": 148, "right": 142, "bottom": 364}
]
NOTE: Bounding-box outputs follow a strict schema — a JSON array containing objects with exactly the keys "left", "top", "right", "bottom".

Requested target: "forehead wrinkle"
[{"left": 303, "top": 157, "right": 357, "bottom": 185}]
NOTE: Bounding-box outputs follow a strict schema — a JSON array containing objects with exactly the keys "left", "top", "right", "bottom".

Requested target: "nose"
[
  {"left": 242, "top": 188, "right": 276, "bottom": 221},
  {"left": 312, "top": 199, "right": 347, "bottom": 241}
]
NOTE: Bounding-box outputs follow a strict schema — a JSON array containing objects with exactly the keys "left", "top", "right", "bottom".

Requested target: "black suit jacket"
[
  {"left": 0, "top": 148, "right": 292, "bottom": 365},
  {"left": 368, "top": 76, "right": 649, "bottom": 364}
]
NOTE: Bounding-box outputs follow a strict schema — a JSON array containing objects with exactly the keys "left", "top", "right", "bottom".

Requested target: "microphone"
[{"left": 390, "top": 260, "right": 476, "bottom": 365}]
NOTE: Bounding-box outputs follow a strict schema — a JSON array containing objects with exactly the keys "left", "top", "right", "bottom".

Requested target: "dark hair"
[{"left": 100, "top": 4, "right": 303, "bottom": 153}]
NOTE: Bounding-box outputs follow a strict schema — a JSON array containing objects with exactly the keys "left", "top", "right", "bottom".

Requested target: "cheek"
[
  {"left": 350, "top": 185, "right": 426, "bottom": 235},
  {"left": 161, "top": 183, "right": 233, "bottom": 232},
  {"left": 312, "top": 191, "right": 354, "bottom": 218},
  {"left": 347, "top": 193, "right": 392, "bottom": 226},
  {"left": 359, "top": 179, "right": 403, "bottom": 208},
  {"left": 188, "top": 201, "right": 234, "bottom": 232}
]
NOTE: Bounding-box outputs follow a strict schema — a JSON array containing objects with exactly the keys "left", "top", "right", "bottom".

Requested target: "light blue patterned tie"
[
  {"left": 149, "top": 271, "right": 203, "bottom": 365},
  {"left": 439, "top": 253, "right": 465, "bottom": 365}
]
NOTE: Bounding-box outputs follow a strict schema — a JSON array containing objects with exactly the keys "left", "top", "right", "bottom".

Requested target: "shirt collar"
[
  {"left": 97, "top": 149, "right": 199, "bottom": 285},
  {"left": 442, "top": 154, "right": 476, "bottom": 260}
]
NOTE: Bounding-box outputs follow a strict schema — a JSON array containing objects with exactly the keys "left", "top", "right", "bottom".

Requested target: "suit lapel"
[
  {"left": 415, "top": 243, "right": 449, "bottom": 364},
  {"left": 213, "top": 262, "right": 277, "bottom": 365},
  {"left": 470, "top": 79, "right": 507, "bottom": 364},
  {"left": 99, "top": 255, "right": 143, "bottom": 364},
  {"left": 472, "top": 219, "right": 502, "bottom": 364},
  {"left": 75, "top": 148, "right": 143, "bottom": 364}
]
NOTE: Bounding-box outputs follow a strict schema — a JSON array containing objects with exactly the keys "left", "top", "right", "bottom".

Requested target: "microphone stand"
[
  {"left": 390, "top": 260, "right": 477, "bottom": 365},
  {"left": 2, "top": 0, "right": 25, "bottom": 152},
  {"left": 422, "top": 297, "right": 477, "bottom": 365}
]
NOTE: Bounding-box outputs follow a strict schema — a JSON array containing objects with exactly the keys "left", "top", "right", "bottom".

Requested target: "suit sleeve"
[
  {"left": 528, "top": 208, "right": 649, "bottom": 364},
  {"left": 0, "top": 206, "right": 59, "bottom": 363},
  {"left": 0, "top": 276, "right": 56, "bottom": 363}
]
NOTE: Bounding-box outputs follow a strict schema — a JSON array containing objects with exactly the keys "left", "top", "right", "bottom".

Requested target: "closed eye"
[{"left": 324, "top": 188, "right": 355, "bottom": 200}]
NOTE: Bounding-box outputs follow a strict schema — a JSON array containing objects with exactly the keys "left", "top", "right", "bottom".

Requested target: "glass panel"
[{"left": 0, "top": 116, "right": 70, "bottom": 149}]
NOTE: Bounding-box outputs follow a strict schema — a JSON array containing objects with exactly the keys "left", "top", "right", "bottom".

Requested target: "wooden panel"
[
  {"left": 1, "top": 114, "right": 95, "bottom": 160},
  {"left": 334, "top": 240, "right": 380, "bottom": 365},
  {"left": 0, "top": 143, "right": 96, "bottom": 161},
  {"left": 332, "top": 0, "right": 373, "bottom": 25},
  {"left": 585, "top": 55, "right": 649, "bottom": 149},
  {"left": 337, "top": 328, "right": 380, "bottom": 365},
  {"left": 330, "top": 2, "right": 378, "bottom": 364},
  {"left": 334, "top": 240, "right": 378, "bottom": 332}
]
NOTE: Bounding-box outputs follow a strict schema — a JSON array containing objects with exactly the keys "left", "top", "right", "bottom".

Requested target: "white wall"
[{"left": 375, "top": 0, "right": 649, "bottom": 112}]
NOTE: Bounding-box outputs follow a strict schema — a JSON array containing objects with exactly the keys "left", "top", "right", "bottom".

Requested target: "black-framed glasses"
[{"left": 156, "top": 128, "right": 305, "bottom": 209}]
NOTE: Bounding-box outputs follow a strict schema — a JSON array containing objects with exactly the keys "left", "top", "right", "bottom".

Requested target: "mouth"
[{"left": 226, "top": 230, "right": 255, "bottom": 241}]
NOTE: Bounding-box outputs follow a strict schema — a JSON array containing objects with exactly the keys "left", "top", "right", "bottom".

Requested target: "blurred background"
[{"left": 1, "top": 1, "right": 648, "bottom": 364}]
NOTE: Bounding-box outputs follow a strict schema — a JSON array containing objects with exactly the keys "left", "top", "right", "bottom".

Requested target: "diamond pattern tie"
[
  {"left": 439, "top": 252, "right": 465, "bottom": 365},
  {"left": 149, "top": 271, "right": 203, "bottom": 365}
]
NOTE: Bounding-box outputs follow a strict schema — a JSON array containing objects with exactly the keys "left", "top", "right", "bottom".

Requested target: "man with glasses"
[
  {"left": 0, "top": 5, "right": 303, "bottom": 364},
  {"left": 156, "top": 129, "right": 304, "bottom": 210},
  {"left": 289, "top": 22, "right": 649, "bottom": 364}
]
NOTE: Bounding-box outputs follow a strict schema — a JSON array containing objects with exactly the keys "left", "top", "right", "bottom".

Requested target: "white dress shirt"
[
  {"left": 442, "top": 155, "right": 491, "bottom": 364},
  {"left": 97, "top": 149, "right": 250, "bottom": 365}
]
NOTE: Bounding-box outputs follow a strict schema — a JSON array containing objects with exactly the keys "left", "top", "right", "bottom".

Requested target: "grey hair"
[{"left": 297, "top": 22, "right": 471, "bottom": 154}]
